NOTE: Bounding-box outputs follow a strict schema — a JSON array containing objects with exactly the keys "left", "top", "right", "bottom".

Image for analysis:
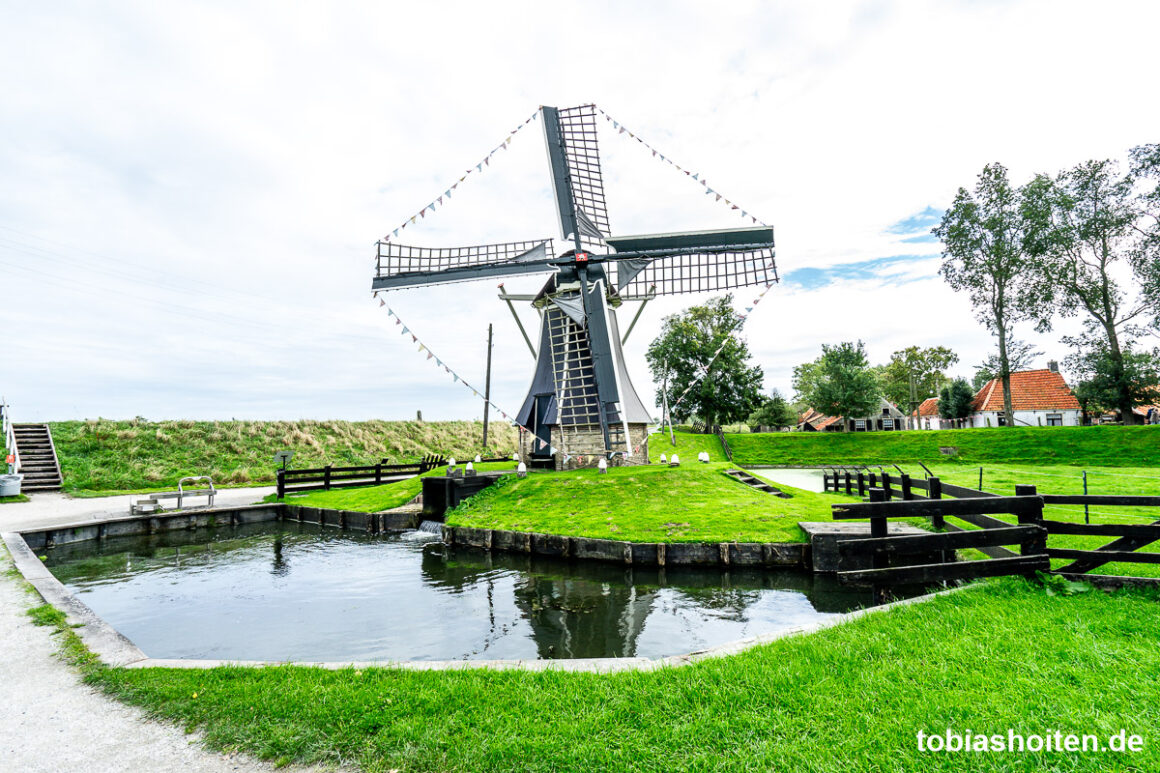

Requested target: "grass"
[
  {"left": 729, "top": 425, "right": 1160, "bottom": 467},
  {"left": 48, "top": 418, "right": 518, "bottom": 493},
  {"left": 80, "top": 579, "right": 1160, "bottom": 772},
  {"left": 261, "top": 461, "right": 517, "bottom": 512},
  {"left": 448, "top": 462, "right": 858, "bottom": 543},
  {"left": 1, "top": 493, "right": 30, "bottom": 504}
]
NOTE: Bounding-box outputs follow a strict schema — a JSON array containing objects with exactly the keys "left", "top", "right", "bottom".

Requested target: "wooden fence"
[
  {"left": 276, "top": 453, "right": 446, "bottom": 498},
  {"left": 823, "top": 469, "right": 1160, "bottom": 587}
]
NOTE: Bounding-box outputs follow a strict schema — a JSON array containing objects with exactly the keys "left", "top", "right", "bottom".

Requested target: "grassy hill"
[
  {"left": 49, "top": 419, "right": 517, "bottom": 493},
  {"left": 728, "top": 425, "right": 1160, "bottom": 467}
]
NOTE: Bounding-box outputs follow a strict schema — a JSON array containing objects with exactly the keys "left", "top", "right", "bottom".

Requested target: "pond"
[{"left": 43, "top": 522, "right": 878, "bottom": 662}]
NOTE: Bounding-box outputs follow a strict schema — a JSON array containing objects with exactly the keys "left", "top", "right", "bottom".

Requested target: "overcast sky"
[{"left": 2, "top": 0, "right": 1158, "bottom": 422}]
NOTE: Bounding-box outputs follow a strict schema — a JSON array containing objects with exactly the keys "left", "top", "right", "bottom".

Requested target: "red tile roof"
[
  {"left": 971, "top": 370, "right": 1079, "bottom": 412},
  {"left": 917, "top": 397, "right": 940, "bottom": 417}
]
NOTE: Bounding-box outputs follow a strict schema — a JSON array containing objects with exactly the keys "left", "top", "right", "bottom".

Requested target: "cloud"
[{"left": 0, "top": 1, "right": 1156, "bottom": 422}]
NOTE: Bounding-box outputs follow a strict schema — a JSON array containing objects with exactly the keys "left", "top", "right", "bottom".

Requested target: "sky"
[{"left": 1, "top": 0, "right": 1158, "bottom": 422}]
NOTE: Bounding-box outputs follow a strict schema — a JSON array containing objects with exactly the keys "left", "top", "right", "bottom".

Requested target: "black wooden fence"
[
  {"left": 276, "top": 453, "right": 446, "bottom": 498},
  {"left": 823, "top": 469, "right": 1160, "bottom": 587}
]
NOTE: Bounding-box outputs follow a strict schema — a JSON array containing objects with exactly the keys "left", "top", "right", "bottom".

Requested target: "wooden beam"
[
  {"left": 837, "top": 525, "right": 1044, "bottom": 556},
  {"left": 832, "top": 495, "right": 1041, "bottom": 521},
  {"left": 1046, "top": 548, "right": 1160, "bottom": 565},
  {"left": 1042, "top": 495, "right": 1160, "bottom": 506},
  {"left": 1042, "top": 520, "right": 1160, "bottom": 539},
  {"left": 838, "top": 555, "right": 1050, "bottom": 586},
  {"left": 1053, "top": 519, "right": 1160, "bottom": 574}
]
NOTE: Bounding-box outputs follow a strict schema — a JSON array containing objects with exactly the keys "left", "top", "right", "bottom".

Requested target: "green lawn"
[
  {"left": 447, "top": 463, "right": 858, "bottom": 543},
  {"left": 49, "top": 419, "right": 518, "bottom": 493},
  {"left": 77, "top": 579, "right": 1160, "bottom": 772},
  {"left": 729, "top": 425, "right": 1160, "bottom": 467},
  {"left": 262, "top": 461, "right": 518, "bottom": 512},
  {"left": 1, "top": 494, "right": 29, "bottom": 504}
]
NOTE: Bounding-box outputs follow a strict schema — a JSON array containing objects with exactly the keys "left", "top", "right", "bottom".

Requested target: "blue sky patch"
[
  {"left": 783, "top": 254, "right": 938, "bottom": 290},
  {"left": 885, "top": 205, "right": 943, "bottom": 235}
]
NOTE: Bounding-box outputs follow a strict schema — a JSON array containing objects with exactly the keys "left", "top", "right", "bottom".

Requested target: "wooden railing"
[
  {"left": 276, "top": 453, "right": 446, "bottom": 498},
  {"left": 824, "top": 469, "right": 1160, "bottom": 586}
]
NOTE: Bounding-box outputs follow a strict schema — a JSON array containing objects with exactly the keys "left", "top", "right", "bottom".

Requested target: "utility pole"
[{"left": 482, "top": 323, "right": 494, "bottom": 449}]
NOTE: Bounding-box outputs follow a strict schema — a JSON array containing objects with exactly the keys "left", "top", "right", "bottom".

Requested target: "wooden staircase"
[{"left": 12, "top": 423, "right": 63, "bottom": 491}]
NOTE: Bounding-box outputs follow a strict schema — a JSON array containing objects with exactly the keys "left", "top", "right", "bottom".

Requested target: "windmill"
[{"left": 372, "top": 104, "right": 777, "bottom": 469}]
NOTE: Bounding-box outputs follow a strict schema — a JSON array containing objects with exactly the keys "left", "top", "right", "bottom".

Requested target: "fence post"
[
  {"left": 868, "top": 487, "right": 887, "bottom": 537},
  {"left": 276, "top": 469, "right": 285, "bottom": 500},
  {"left": 1014, "top": 484, "right": 1046, "bottom": 558},
  {"left": 1083, "top": 470, "right": 1089, "bottom": 524},
  {"left": 375, "top": 461, "right": 382, "bottom": 486},
  {"left": 844, "top": 471, "right": 853, "bottom": 495},
  {"left": 857, "top": 472, "right": 866, "bottom": 497},
  {"left": 324, "top": 464, "right": 332, "bottom": 491},
  {"left": 927, "top": 477, "right": 944, "bottom": 529},
  {"left": 900, "top": 473, "right": 912, "bottom": 500},
  {"left": 880, "top": 472, "right": 893, "bottom": 501}
]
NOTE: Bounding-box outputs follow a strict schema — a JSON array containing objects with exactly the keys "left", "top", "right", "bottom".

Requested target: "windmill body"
[{"left": 372, "top": 104, "right": 777, "bottom": 470}]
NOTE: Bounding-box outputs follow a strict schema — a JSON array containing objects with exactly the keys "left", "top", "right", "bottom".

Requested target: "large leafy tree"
[
  {"left": 971, "top": 338, "right": 1043, "bottom": 391},
  {"left": 1023, "top": 158, "right": 1154, "bottom": 423},
  {"left": 799, "top": 341, "right": 880, "bottom": 431},
  {"left": 1128, "top": 143, "right": 1160, "bottom": 322},
  {"left": 937, "top": 378, "right": 975, "bottom": 421},
  {"left": 646, "top": 295, "right": 764, "bottom": 427},
  {"left": 1065, "top": 322, "right": 1160, "bottom": 422},
  {"left": 747, "top": 388, "right": 798, "bottom": 430},
  {"left": 877, "top": 345, "right": 960, "bottom": 410},
  {"left": 934, "top": 163, "right": 1053, "bottom": 428}
]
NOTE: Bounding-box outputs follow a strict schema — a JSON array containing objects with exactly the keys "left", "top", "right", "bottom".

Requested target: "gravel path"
[{"left": 0, "top": 489, "right": 342, "bottom": 773}]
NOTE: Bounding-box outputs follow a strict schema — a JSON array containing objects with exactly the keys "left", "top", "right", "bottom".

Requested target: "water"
[{"left": 43, "top": 522, "right": 877, "bottom": 662}]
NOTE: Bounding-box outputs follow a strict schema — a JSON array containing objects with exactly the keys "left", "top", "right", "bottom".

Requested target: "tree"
[
  {"left": 878, "top": 345, "right": 960, "bottom": 409},
  {"left": 1064, "top": 322, "right": 1160, "bottom": 423},
  {"left": 937, "top": 378, "right": 975, "bottom": 422},
  {"left": 1128, "top": 143, "right": 1160, "bottom": 323},
  {"left": 1023, "top": 158, "right": 1154, "bottom": 424},
  {"left": 935, "top": 162, "right": 1053, "bottom": 428},
  {"left": 799, "top": 341, "right": 880, "bottom": 431},
  {"left": 971, "top": 338, "right": 1043, "bottom": 391},
  {"left": 646, "top": 295, "right": 764, "bottom": 427},
  {"left": 747, "top": 389, "right": 798, "bottom": 430}
]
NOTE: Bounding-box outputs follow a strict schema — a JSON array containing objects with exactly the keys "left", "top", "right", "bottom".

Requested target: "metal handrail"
[
  {"left": 177, "top": 476, "right": 215, "bottom": 509},
  {"left": 2, "top": 397, "right": 19, "bottom": 475}
]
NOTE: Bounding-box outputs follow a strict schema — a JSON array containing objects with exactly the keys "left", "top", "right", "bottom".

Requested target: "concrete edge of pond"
[
  {"left": 2, "top": 529, "right": 150, "bottom": 667},
  {"left": 5, "top": 501, "right": 966, "bottom": 674},
  {"left": 442, "top": 524, "right": 811, "bottom": 568}
]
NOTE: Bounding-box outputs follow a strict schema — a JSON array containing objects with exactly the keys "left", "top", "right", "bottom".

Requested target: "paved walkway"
[
  {"left": 0, "top": 486, "right": 275, "bottom": 532},
  {"left": 0, "top": 488, "right": 340, "bottom": 773}
]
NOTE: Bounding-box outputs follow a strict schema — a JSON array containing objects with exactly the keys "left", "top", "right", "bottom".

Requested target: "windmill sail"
[{"left": 541, "top": 104, "right": 610, "bottom": 251}]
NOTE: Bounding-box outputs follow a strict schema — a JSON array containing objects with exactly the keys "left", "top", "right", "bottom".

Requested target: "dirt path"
[{"left": 0, "top": 489, "right": 342, "bottom": 773}]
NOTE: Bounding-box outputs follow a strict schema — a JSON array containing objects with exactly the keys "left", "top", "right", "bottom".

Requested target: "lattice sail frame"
[
  {"left": 617, "top": 247, "right": 778, "bottom": 297},
  {"left": 556, "top": 105, "right": 611, "bottom": 251},
  {"left": 375, "top": 238, "right": 554, "bottom": 285}
]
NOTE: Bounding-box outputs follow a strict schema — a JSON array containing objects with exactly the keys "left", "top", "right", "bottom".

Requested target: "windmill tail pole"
[{"left": 483, "top": 323, "right": 493, "bottom": 449}]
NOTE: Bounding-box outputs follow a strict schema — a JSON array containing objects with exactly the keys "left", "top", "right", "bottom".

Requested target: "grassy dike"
[
  {"left": 728, "top": 425, "right": 1160, "bottom": 467},
  {"left": 78, "top": 579, "right": 1160, "bottom": 772},
  {"left": 48, "top": 419, "right": 517, "bottom": 493}
]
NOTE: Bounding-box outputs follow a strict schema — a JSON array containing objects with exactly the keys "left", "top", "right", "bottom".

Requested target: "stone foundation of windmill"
[{"left": 518, "top": 424, "right": 651, "bottom": 470}]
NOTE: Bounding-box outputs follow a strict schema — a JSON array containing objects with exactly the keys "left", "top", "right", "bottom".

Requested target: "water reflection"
[{"left": 42, "top": 522, "right": 880, "bottom": 662}]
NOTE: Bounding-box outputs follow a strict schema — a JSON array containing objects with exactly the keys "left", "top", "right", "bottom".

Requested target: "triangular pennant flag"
[
  {"left": 395, "top": 318, "right": 402, "bottom": 325},
  {"left": 435, "top": 358, "right": 441, "bottom": 367},
  {"left": 716, "top": 194, "right": 722, "bottom": 202},
  {"left": 419, "top": 209, "right": 425, "bottom": 218},
  {"left": 452, "top": 374, "right": 458, "bottom": 382},
  {"left": 402, "top": 326, "right": 409, "bottom": 334},
  {"left": 393, "top": 228, "right": 399, "bottom": 237},
  {"left": 745, "top": 306, "right": 753, "bottom": 313},
  {"left": 418, "top": 343, "right": 425, "bottom": 351},
  {"left": 437, "top": 196, "right": 443, "bottom": 205},
  {"left": 379, "top": 299, "right": 385, "bottom": 307},
  {"left": 410, "top": 216, "right": 417, "bottom": 224},
  {"left": 411, "top": 334, "right": 417, "bottom": 343}
]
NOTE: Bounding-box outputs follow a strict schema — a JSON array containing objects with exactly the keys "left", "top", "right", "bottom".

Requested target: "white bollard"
[
  {"left": 598, "top": 458, "right": 608, "bottom": 474},
  {"left": 517, "top": 461, "right": 528, "bottom": 478},
  {"left": 670, "top": 454, "right": 680, "bottom": 467}
]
